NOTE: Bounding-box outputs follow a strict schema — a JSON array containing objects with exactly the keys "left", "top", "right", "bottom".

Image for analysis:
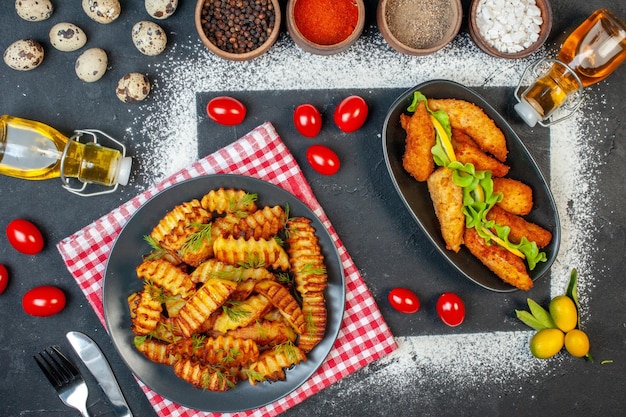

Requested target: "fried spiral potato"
[
  {"left": 190, "top": 258, "right": 274, "bottom": 284},
  {"left": 213, "top": 294, "right": 273, "bottom": 333},
  {"left": 254, "top": 280, "right": 307, "bottom": 335},
  {"left": 136, "top": 259, "right": 195, "bottom": 298},
  {"left": 175, "top": 278, "right": 238, "bottom": 338},
  {"left": 129, "top": 285, "right": 163, "bottom": 336},
  {"left": 168, "top": 335, "right": 259, "bottom": 367},
  {"left": 173, "top": 359, "right": 238, "bottom": 391},
  {"left": 298, "top": 292, "right": 328, "bottom": 353},
  {"left": 232, "top": 205, "right": 287, "bottom": 240},
  {"left": 213, "top": 235, "right": 290, "bottom": 270},
  {"left": 246, "top": 344, "right": 307, "bottom": 386},
  {"left": 286, "top": 217, "right": 328, "bottom": 294},
  {"left": 134, "top": 337, "right": 179, "bottom": 365},
  {"left": 201, "top": 188, "right": 257, "bottom": 215},
  {"left": 149, "top": 199, "right": 211, "bottom": 250},
  {"left": 131, "top": 187, "right": 330, "bottom": 390},
  {"left": 217, "top": 319, "right": 297, "bottom": 349},
  {"left": 286, "top": 217, "right": 328, "bottom": 352}
]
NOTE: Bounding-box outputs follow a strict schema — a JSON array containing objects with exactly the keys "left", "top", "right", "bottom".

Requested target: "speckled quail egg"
[
  {"left": 116, "top": 73, "right": 151, "bottom": 103},
  {"left": 15, "top": 0, "right": 53, "bottom": 21},
  {"left": 82, "top": 0, "right": 120, "bottom": 24},
  {"left": 49, "top": 23, "right": 87, "bottom": 52},
  {"left": 3, "top": 39, "right": 44, "bottom": 71},
  {"left": 145, "top": 0, "right": 178, "bottom": 19},
  {"left": 131, "top": 21, "right": 167, "bottom": 56},
  {"left": 75, "top": 48, "right": 108, "bottom": 82}
]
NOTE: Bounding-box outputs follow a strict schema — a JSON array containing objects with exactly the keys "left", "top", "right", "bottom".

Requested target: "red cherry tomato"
[
  {"left": 388, "top": 287, "right": 420, "bottom": 314},
  {"left": 6, "top": 219, "right": 44, "bottom": 255},
  {"left": 436, "top": 292, "right": 465, "bottom": 327},
  {"left": 22, "top": 286, "right": 66, "bottom": 317},
  {"left": 334, "top": 95, "right": 368, "bottom": 133},
  {"left": 206, "top": 96, "right": 246, "bottom": 126},
  {"left": 293, "top": 104, "right": 322, "bottom": 138},
  {"left": 306, "top": 145, "right": 340, "bottom": 175},
  {"left": 0, "top": 264, "right": 8, "bottom": 295}
]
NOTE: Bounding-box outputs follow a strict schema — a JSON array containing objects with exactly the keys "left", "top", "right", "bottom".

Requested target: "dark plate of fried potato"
[
  {"left": 382, "top": 80, "right": 560, "bottom": 292},
  {"left": 103, "top": 174, "right": 345, "bottom": 412}
]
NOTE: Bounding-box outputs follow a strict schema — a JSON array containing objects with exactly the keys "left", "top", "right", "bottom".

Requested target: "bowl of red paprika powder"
[
  {"left": 195, "top": 0, "right": 281, "bottom": 61},
  {"left": 286, "top": 0, "right": 366, "bottom": 55},
  {"left": 377, "top": 0, "right": 462, "bottom": 55}
]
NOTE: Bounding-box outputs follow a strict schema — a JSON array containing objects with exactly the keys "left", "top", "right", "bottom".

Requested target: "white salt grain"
[
  {"left": 129, "top": 31, "right": 601, "bottom": 389},
  {"left": 476, "top": 0, "right": 543, "bottom": 53}
]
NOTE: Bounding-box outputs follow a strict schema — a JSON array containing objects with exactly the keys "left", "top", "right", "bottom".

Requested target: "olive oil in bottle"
[
  {"left": 0, "top": 115, "right": 131, "bottom": 194},
  {"left": 515, "top": 9, "right": 626, "bottom": 127}
]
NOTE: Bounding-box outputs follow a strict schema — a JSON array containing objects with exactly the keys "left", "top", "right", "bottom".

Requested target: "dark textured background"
[{"left": 1, "top": 1, "right": 625, "bottom": 416}]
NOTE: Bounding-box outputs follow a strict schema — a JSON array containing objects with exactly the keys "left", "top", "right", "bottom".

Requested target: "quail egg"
[
  {"left": 82, "top": 0, "right": 120, "bottom": 24},
  {"left": 3, "top": 39, "right": 44, "bottom": 71},
  {"left": 145, "top": 0, "right": 178, "bottom": 19},
  {"left": 131, "top": 21, "right": 167, "bottom": 56},
  {"left": 49, "top": 23, "right": 87, "bottom": 52},
  {"left": 75, "top": 48, "right": 108, "bottom": 82},
  {"left": 116, "top": 73, "right": 151, "bottom": 103},
  {"left": 15, "top": 0, "right": 53, "bottom": 22}
]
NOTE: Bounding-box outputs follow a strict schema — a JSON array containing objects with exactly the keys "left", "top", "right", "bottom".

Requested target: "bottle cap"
[
  {"left": 117, "top": 157, "right": 132, "bottom": 186},
  {"left": 514, "top": 100, "right": 540, "bottom": 127}
]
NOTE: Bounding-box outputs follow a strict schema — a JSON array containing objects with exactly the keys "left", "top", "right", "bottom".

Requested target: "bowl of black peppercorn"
[{"left": 195, "top": 0, "right": 281, "bottom": 61}]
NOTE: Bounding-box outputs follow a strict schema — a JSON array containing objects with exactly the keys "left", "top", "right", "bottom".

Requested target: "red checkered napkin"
[{"left": 57, "top": 122, "right": 397, "bottom": 417}]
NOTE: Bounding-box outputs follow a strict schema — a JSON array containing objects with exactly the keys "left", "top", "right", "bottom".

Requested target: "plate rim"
[
  {"left": 382, "top": 79, "right": 561, "bottom": 292},
  {"left": 102, "top": 173, "right": 346, "bottom": 412}
]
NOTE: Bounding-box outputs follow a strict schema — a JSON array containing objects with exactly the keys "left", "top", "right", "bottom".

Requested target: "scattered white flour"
[{"left": 128, "top": 30, "right": 604, "bottom": 389}]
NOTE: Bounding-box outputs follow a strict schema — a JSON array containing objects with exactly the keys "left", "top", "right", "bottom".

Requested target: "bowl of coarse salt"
[{"left": 469, "top": 0, "right": 552, "bottom": 59}]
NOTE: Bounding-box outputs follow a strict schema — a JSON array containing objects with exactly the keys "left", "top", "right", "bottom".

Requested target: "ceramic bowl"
[
  {"left": 377, "top": 0, "right": 462, "bottom": 56},
  {"left": 468, "top": 0, "right": 552, "bottom": 59},
  {"left": 286, "top": 0, "right": 366, "bottom": 55},
  {"left": 195, "top": 0, "right": 281, "bottom": 61}
]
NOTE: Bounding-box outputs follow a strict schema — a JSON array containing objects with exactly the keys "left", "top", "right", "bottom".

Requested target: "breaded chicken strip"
[
  {"left": 464, "top": 227, "right": 534, "bottom": 290},
  {"left": 451, "top": 128, "right": 510, "bottom": 177},
  {"left": 428, "top": 98, "right": 508, "bottom": 162},
  {"left": 402, "top": 101, "right": 436, "bottom": 182},
  {"left": 492, "top": 177, "right": 533, "bottom": 215},
  {"left": 486, "top": 205, "right": 552, "bottom": 248},
  {"left": 427, "top": 167, "right": 464, "bottom": 252}
]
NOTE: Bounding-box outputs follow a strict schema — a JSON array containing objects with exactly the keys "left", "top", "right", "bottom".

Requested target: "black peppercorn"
[{"left": 201, "top": 0, "right": 275, "bottom": 54}]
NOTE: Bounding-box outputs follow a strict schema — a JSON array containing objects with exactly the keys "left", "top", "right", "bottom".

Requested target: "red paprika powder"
[{"left": 293, "top": 0, "right": 359, "bottom": 45}]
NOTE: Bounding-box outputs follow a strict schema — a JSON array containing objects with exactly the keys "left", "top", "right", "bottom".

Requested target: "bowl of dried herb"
[
  {"left": 286, "top": 0, "right": 366, "bottom": 55},
  {"left": 377, "top": 0, "right": 462, "bottom": 56},
  {"left": 195, "top": 0, "right": 281, "bottom": 61}
]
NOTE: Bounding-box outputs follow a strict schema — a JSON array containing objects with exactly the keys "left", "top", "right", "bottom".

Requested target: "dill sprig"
[
  {"left": 274, "top": 340, "right": 299, "bottom": 363},
  {"left": 143, "top": 235, "right": 169, "bottom": 260},
  {"left": 191, "top": 334, "right": 206, "bottom": 352},
  {"left": 299, "top": 263, "right": 326, "bottom": 275},
  {"left": 180, "top": 222, "right": 212, "bottom": 255},
  {"left": 238, "top": 254, "right": 264, "bottom": 269},
  {"left": 229, "top": 193, "right": 258, "bottom": 217},
  {"left": 222, "top": 301, "right": 251, "bottom": 321},
  {"left": 244, "top": 367, "right": 265, "bottom": 383}
]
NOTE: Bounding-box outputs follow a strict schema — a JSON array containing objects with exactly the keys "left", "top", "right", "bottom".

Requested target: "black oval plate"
[
  {"left": 103, "top": 174, "right": 346, "bottom": 412},
  {"left": 382, "top": 80, "right": 560, "bottom": 292}
]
